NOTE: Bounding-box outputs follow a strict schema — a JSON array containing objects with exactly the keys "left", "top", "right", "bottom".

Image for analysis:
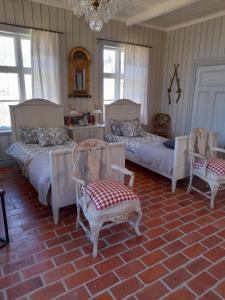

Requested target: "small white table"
[{"left": 66, "top": 124, "right": 105, "bottom": 143}]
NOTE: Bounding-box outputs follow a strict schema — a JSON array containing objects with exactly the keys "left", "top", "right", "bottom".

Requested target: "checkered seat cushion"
[
  {"left": 86, "top": 179, "right": 139, "bottom": 210},
  {"left": 193, "top": 158, "right": 225, "bottom": 176}
]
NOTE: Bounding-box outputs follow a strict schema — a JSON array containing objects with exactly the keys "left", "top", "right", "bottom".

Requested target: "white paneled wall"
[
  {"left": 160, "top": 16, "right": 225, "bottom": 137},
  {"left": 0, "top": 0, "right": 165, "bottom": 125},
  {"left": 0, "top": 0, "right": 166, "bottom": 160},
  {"left": 3, "top": 2, "right": 225, "bottom": 159}
]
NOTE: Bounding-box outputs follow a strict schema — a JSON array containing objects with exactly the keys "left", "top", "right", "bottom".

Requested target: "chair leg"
[
  {"left": 209, "top": 184, "right": 219, "bottom": 209},
  {"left": 90, "top": 223, "right": 102, "bottom": 257},
  {"left": 134, "top": 210, "right": 142, "bottom": 236},
  {"left": 76, "top": 204, "right": 81, "bottom": 230},
  {"left": 187, "top": 174, "right": 193, "bottom": 193}
]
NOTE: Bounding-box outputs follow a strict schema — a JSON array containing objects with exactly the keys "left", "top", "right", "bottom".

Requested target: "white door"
[{"left": 191, "top": 65, "right": 225, "bottom": 145}]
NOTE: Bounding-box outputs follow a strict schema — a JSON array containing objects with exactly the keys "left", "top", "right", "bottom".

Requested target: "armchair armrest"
[
  {"left": 189, "top": 152, "right": 208, "bottom": 176},
  {"left": 110, "top": 164, "right": 135, "bottom": 189},
  {"left": 212, "top": 147, "right": 225, "bottom": 154},
  {"left": 71, "top": 174, "right": 85, "bottom": 187},
  {"left": 189, "top": 152, "right": 206, "bottom": 160},
  {"left": 72, "top": 174, "right": 88, "bottom": 211},
  {"left": 111, "top": 164, "right": 133, "bottom": 176}
]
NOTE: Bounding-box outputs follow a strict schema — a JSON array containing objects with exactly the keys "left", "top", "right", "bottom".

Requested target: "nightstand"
[{"left": 66, "top": 125, "right": 105, "bottom": 143}]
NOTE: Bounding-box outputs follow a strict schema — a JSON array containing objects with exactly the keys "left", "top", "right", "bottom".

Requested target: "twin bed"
[
  {"left": 7, "top": 99, "right": 125, "bottom": 224},
  {"left": 105, "top": 99, "right": 190, "bottom": 192}
]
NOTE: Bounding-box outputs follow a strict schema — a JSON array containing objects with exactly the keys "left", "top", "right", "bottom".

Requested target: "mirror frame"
[{"left": 68, "top": 47, "right": 91, "bottom": 98}]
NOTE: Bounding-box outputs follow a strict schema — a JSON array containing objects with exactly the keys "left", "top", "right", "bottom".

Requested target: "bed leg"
[
  {"left": 53, "top": 207, "right": 59, "bottom": 225},
  {"left": 172, "top": 179, "right": 177, "bottom": 193}
]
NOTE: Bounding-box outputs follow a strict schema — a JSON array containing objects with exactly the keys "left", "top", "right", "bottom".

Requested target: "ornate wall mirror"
[{"left": 68, "top": 47, "right": 91, "bottom": 97}]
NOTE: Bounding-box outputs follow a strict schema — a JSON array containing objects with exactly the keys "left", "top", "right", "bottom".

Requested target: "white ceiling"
[{"left": 29, "top": 0, "right": 225, "bottom": 31}]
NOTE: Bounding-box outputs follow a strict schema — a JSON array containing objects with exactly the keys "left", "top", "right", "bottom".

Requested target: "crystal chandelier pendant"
[
  {"left": 69, "top": 0, "right": 119, "bottom": 32},
  {"left": 89, "top": 15, "right": 104, "bottom": 32}
]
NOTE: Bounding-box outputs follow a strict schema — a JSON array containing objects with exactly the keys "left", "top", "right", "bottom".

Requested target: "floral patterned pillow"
[
  {"left": 120, "top": 119, "right": 145, "bottom": 138},
  {"left": 37, "top": 128, "right": 70, "bottom": 147},
  {"left": 37, "top": 128, "right": 55, "bottom": 147},
  {"left": 54, "top": 131, "right": 70, "bottom": 145},
  {"left": 22, "top": 127, "right": 38, "bottom": 144},
  {"left": 109, "top": 119, "right": 122, "bottom": 136}
]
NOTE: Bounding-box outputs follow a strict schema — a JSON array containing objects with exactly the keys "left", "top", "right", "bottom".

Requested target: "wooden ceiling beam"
[
  {"left": 29, "top": 0, "right": 68, "bottom": 9},
  {"left": 126, "top": 0, "right": 201, "bottom": 26}
]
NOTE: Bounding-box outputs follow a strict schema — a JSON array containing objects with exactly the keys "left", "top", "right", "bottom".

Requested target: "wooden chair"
[
  {"left": 187, "top": 128, "right": 225, "bottom": 208},
  {"left": 72, "top": 139, "right": 142, "bottom": 257},
  {"left": 154, "top": 113, "right": 170, "bottom": 138}
]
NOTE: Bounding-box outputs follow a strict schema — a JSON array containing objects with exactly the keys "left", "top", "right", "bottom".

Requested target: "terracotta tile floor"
[{"left": 0, "top": 162, "right": 225, "bottom": 300}]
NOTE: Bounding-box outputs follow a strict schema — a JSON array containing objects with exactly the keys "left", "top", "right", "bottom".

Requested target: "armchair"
[
  {"left": 72, "top": 139, "right": 142, "bottom": 257},
  {"left": 187, "top": 129, "right": 225, "bottom": 208}
]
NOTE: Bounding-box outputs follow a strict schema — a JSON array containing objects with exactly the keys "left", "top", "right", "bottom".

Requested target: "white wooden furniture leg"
[
  {"left": 90, "top": 223, "right": 103, "bottom": 258},
  {"left": 52, "top": 207, "right": 59, "bottom": 225},
  {"left": 209, "top": 184, "right": 219, "bottom": 209},
  {"left": 134, "top": 210, "right": 142, "bottom": 236}
]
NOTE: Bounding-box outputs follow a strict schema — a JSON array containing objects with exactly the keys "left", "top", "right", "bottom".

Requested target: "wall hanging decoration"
[
  {"left": 167, "top": 64, "right": 182, "bottom": 104},
  {"left": 68, "top": 47, "right": 91, "bottom": 98}
]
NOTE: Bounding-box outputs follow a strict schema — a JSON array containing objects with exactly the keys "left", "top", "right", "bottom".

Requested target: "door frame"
[{"left": 186, "top": 57, "right": 225, "bottom": 134}]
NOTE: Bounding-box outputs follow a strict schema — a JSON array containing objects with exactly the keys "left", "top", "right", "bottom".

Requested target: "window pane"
[
  {"left": 120, "top": 79, "right": 124, "bottom": 98},
  {"left": 120, "top": 50, "right": 124, "bottom": 75},
  {"left": 0, "top": 73, "right": 20, "bottom": 100},
  {"left": 21, "top": 39, "right": 31, "bottom": 68},
  {"left": 0, "top": 36, "right": 16, "bottom": 67},
  {"left": 104, "top": 49, "right": 116, "bottom": 73},
  {"left": 0, "top": 101, "right": 19, "bottom": 130},
  {"left": 104, "top": 78, "right": 115, "bottom": 101},
  {"left": 24, "top": 74, "right": 32, "bottom": 99}
]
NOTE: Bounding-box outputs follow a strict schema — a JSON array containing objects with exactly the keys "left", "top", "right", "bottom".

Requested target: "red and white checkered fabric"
[
  {"left": 193, "top": 158, "right": 225, "bottom": 176},
  {"left": 86, "top": 179, "right": 138, "bottom": 210}
]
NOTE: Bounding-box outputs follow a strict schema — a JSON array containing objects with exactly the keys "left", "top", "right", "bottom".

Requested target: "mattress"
[
  {"left": 6, "top": 141, "right": 75, "bottom": 205},
  {"left": 105, "top": 133, "right": 174, "bottom": 175}
]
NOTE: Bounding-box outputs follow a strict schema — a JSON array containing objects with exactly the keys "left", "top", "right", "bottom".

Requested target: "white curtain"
[
  {"left": 31, "top": 30, "right": 61, "bottom": 104},
  {"left": 124, "top": 44, "right": 149, "bottom": 125}
]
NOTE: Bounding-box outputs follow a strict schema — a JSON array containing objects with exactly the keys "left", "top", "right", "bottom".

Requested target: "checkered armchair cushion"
[
  {"left": 86, "top": 179, "right": 139, "bottom": 210},
  {"left": 193, "top": 158, "right": 225, "bottom": 176}
]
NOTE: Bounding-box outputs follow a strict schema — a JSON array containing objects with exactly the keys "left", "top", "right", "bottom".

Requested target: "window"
[
  {"left": 103, "top": 44, "right": 124, "bottom": 105},
  {"left": 0, "top": 32, "right": 32, "bottom": 131}
]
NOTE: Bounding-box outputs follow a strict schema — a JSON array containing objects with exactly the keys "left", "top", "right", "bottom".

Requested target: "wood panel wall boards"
[
  {"left": 0, "top": 0, "right": 166, "bottom": 131},
  {"left": 160, "top": 15, "right": 225, "bottom": 137}
]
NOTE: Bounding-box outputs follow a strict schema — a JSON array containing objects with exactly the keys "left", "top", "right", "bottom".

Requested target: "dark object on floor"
[{"left": 0, "top": 189, "right": 9, "bottom": 247}]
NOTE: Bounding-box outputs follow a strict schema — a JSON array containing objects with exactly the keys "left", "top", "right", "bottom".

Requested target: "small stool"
[{"left": 0, "top": 190, "right": 9, "bottom": 247}]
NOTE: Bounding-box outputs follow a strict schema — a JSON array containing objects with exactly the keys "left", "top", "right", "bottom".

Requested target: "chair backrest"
[
  {"left": 154, "top": 113, "right": 170, "bottom": 138},
  {"left": 72, "top": 139, "right": 111, "bottom": 186},
  {"left": 189, "top": 128, "right": 217, "bottom": 157}
]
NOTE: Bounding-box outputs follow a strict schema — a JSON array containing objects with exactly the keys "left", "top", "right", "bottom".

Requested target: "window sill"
[{"left": 0, "top": 130, "right": 12, "bottom": 136}]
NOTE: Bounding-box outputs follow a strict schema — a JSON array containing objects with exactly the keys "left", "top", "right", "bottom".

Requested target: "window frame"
[
  {"left": 0, "top": 31, "right": 32, "bottom": 104},
  {"left": 103, "top": 43, "right": 124, "bottom": 105}
]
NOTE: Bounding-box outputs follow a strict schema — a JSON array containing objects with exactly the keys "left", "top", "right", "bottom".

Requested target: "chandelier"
[{"left": 68, "top": 0, "right": 119, "bottom": 32}]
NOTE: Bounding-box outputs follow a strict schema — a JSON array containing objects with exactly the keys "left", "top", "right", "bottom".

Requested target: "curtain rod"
[
  {"left": 97, "top": 38, "right": 152, "bottom": 48},
  {"left": 0, "top": 22, "right": 64, "bottom": 34}
]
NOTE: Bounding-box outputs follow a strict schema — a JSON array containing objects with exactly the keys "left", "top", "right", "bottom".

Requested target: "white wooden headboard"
[
  {"left": 105, "top": 99, "right": 141, "bottom": 134},
  {"left": 9, "top": 99, "right": 64, "bottom": 142}
]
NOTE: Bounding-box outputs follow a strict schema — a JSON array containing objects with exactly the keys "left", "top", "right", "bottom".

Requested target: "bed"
[
  {"left": 7, "top": 99, "right": 125, "bottom": 224},
  {"left": 105, "top": 99, "right": 190, "bottom": 192}
]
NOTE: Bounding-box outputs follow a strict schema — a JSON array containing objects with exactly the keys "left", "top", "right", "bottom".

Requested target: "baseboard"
[{"left": 0, "top": 159, "right": 16, "bottom": 168}]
